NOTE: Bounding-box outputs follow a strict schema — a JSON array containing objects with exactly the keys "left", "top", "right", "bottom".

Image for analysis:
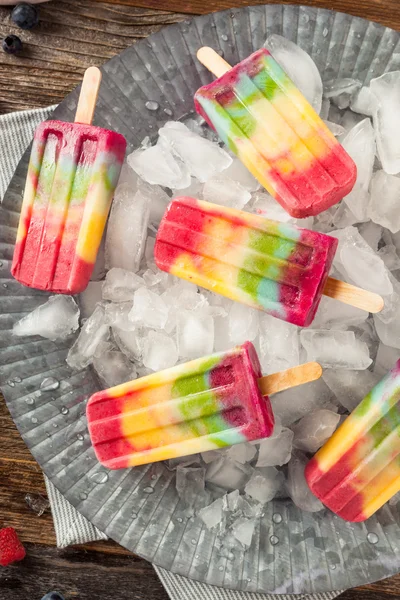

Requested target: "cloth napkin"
[{"left": 0, "top": 106, "right": 342, "bottom": 600}]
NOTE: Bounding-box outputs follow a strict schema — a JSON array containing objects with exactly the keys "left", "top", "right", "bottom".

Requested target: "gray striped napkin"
[{"left": 0, "top": 106, "right": 342, "bottom": 600}]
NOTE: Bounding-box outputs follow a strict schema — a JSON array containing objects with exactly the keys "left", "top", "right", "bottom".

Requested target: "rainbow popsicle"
[
  {"left": 194, "top": 48, "right": 356, "bottom": 218},
  {"left": 87, "top": 342, "right": 274, "bottom": 469},
  {"left": 155, "top": 197, "right": 338, "bottom": 327},
  {"left": 12, "top": 69, "right": 126, "bottom": 294},
  {"left": 306, "top": 360, "right": 400, "bottom": 522}
]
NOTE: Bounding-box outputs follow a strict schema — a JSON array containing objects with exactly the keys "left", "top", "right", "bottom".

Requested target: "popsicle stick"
[
  {"left": 75, "top": 66, "right": 102, "bottom": 125},
  {"left": 258, "top": 362, "right": 322, "bottom": 397},
  {"left": 323, "top": 277, "right": 384, "bottom": 314},
  {"left": 197, "top": 46, "right": 231, "bottom": 77}
]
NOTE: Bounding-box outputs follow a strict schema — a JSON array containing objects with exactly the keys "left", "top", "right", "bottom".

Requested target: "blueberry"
[
  {"left": 41, "top": 593, "right": 65, "bottom": 600},
  {"left": 2, "top": 35, "right": 23, "bottom": 54},
  {"left": 11, "top": 3, "right": 39, "bottom": 30}
]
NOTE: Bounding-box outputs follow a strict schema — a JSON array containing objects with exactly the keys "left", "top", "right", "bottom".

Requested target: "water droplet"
[
  {"left": 145, "top": 100, "right": 159, "bottom": 111},
  {"left": 177, "top": 517, "right": 183, "bottom": 523},
  {"left": 91, "top": 471, "right": 109, "bottom": 484},
  {"left": 31, "top": 417, "right": 38, "bottom": 424},
  {"left": 367, "top": 532, "right": 379, "bottom": 544},
  {"left": 272, "top": 513, "right": 282, "bottom": 524},
  {"left": 14, "top": 376, "right": 22, "bottom": 383},
  {"left": 52, "top": 423, "right": 58, "bottom": 428},
  {"left": 247, "top": 578, "right": 251, "bottom": 583},
  {"left": 221, "top": 34, "right": 228, "bottom": 41},
  {"left": 323, "top": 27, "right": 329, "bottom": 37},
  {"left": 132, "top": 513, "right": 137, "bottom": 519},
  {"left": 164, "top": 108, "right": 173, "bottom": 116},
  {"left": 25, "top": 397, "right": 35, "bottom": 406},
  {"left": 40, "top": 377, "right": 59, "bottom": 392},
  {"left": 3, "top": 283, "right": 8, "bottom": 288},
  {"left": 218, "top": 566, "right": 223, "bottom": 572},
  {"left": 61, "top": 407, "right": 69, "bottom": 415},
  {"left": 228, "top": 552, "right": 234, "bottom": 561},
  {"left": 330, "top": 564, "right": 337, "bottom": 570},
  {"left": 79, "top": 492, "right": 88, "bottom": 501},
  {"left": 151, "top": 474, "right": 157, "bottom": 480},
  {"left": 303, "top": 14, "right": 310, "bottom": 22},
  {"left": 143, "top": 486, "right": 154, "bottom": 494},
  {"left": 0, "top": 261, "right": 3, "bottom": 267},
  {"left": 191, "top": 539, "right": 196, "bottom": 545},
  {"left": 270, "top": 535, "right": 279, "bottom": 546},
  {"left": 8, "top": 380, "right": 15, "bottom": 387}
]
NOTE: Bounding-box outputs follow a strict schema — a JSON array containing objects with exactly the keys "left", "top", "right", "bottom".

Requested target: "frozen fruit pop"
[
  {"left": 306, "top": 360, "right": 400, "bottom": 522},
  {"left": 12, "top": 67, "right": 126, "bottom": 294},
  {"left": 87, "top": 342, "right": 322, "bottom": 469},
  {"left": 155, "top": 197, "right": 383, "bottom": 327},
  {"left": 194, "top": 47, "right": 357, "bottom": 218}
]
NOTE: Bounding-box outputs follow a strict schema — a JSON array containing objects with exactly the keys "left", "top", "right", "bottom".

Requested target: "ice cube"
[
  {"left": 13, "top": 296, "right": 80, "bottom": 341},
  {"left": 324, "top": 120, "right": 345, "bottom": 137},
  {"left": 222, "top": 158, "right": 260, "bottom": 192},
  {"left": 252, "top": 192, "right": 314, "bottom": 229},
  {"left": 226, "top": 442, "right": 257, "bottom": 465},
  {"left": 142, "top": 330, "right": 178, "bottom": 371},
  {"left": 113, "top": 327, "right": 143, "bottom": 362},
  {"left": 205, "top": 457, "right": 253, "bottom": 491},
  {"left": 324, "top": 78, "right": 362, "bottom": 109},
  {"left": 292, "top": 410, "right": 341, "bottom": 453},
  {"left": 244, "top": 468, "right": 284, "bottom": 503},
  {"left": 168, "top": 455, "right": 201, "bottom": 469},
  {"left": 358, "top": 221, "right": 383, "bottom": 252},
  {"left": 320, "top": 98, "right": 330, "bottom": 120},
  {"left": 300, "top": 329, "right": 372, "bottom": 370},
  {"left": 374, "top": 343, "right": 400, "bottom": 376},
  {"left": 370, "top": 72, "right": 400, "bottom": 174},
  {"left": 312, "top": 296, "right": 368, "bottom": 329},
  {"left": 350, "top": 86, "right": 377, "bottom": 117},
  {"left": 271, "top": 378, "right": 335, "bottom": 426},
  {"left": 231, "top": 517, "right": 257, "bottom": 547},
  {"left": 378, "top": 244, "right": 400, "bottom": 272},
  {"left": 340, "top": 109, "right": 365, "bottom": 133},
  {"left": 323, "top": 368, "right": 381, "bottom": 412},
  {"left": 256, "top": 427, "right": 293, "bottom": 467},
  {"left": 129, "top": 288, "right": 169, "bottom": 330},
  {"left": 177, "top": 310, "right": 214, "bottom": 359},
  {"left": 78, "top": 281, "right": 102, "bottom": 319},
  {"left": 264, "top": 35, "right": 323, "bottom": 114},
  {"left": 341, "top": 119, "right": 375, "bottom": 221},
  {"left": 102, "top": 268, "right": 145, "bottom": 303},
  {"left": 286, "top": 452, "right": 324, "bottom": 512},
  {"left": 67, "top": 305, "right": 109, "bottom": 370},
  {"left": 331, "top": 226, "right": 393, "bottom": 296},
  {"left": 203, "top": 176, "right": 251, "bottom": 209},
  {"left": 198, "top": 498, "right": 223, "bottom": 529},
  {"left": 104, "top": 303, "right": 135, "bottom": 331},
  {"left": 105, "top": 182, "right": 150, "bottom": 273},
  {"left": 117, "top": 161, "right": 138, "bottom": 188},
  {"left": 374, "top": 308, "right": 400, "bottom": 350},
  {"left": 227, "top": 303, "right": 259, "bottom": 345},
  {"left": 159, "top": 122, "right": 232, "bottom": 182},
  {"left": 201, "top": 449, "right": 226, "bottom": 464},
  {"left": 171, "top": 177, "right": 203, "bottom": 200},
  {"left": 331, "top": 202, "right": 358, "bottom": 228},
  {"left": 176, "top": 465, "right": 206, "bottom": 508},
  {"left": 127, "top": 142, "right": 190, "bottom": 189},
  {"left": 369, "top": 171, "right": 400, "bottom": 233},
  {"left": 147, "top": 185, "right": 171, "bottom": 227},
  {"left": 25, "top": 493, "right": 50, "bottom": 517},
  {"left": 258, "top": 314, "right": 300, "bottom": 374},
  {"left": 93, "top": 341, "right": 136, "bottom": 388}
]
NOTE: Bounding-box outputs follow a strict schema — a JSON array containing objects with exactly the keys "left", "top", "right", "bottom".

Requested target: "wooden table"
[{"left": 0, "top": 1, "right": 399, "bottom": 598}]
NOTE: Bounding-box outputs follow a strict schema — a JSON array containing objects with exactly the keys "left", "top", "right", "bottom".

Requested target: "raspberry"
[{"left": 0, "top": 527, "right": 26, "bottom": 566}]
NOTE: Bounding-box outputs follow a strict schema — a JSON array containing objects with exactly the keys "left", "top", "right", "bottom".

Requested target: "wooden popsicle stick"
[
  {"left": 323, "top": 277, "right": 384, "bottom": 314},
  {"left": 197, "top": 46, "right": 231, "bottom": 77},
  {"left": 75, "top": 66, "right": 102, "bottom": 125},
  {"left": 258, "top": 362, "right": 322, "bottom": 397}
]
